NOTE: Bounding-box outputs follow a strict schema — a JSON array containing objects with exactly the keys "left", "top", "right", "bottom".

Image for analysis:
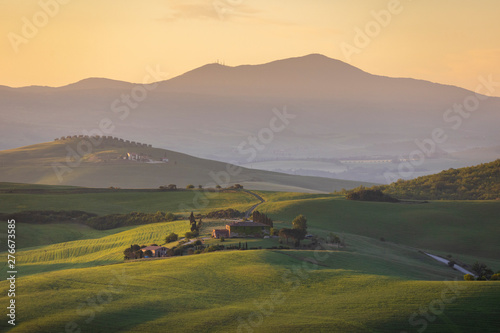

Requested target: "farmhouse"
[
  {"left": 225, "top": 221, "right": 271, "bottom": 238},
  {"left": 140, "top": 246, "right": 168, "bottom": 257},
  {"left": 127, "top": 152, "right": 139, "bottom": 160},
  {"left": 212, "top": 229, "right": 229, "bottom": 239}
]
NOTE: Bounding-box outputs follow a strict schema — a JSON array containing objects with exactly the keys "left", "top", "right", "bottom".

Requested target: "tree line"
[
  {"left": 0, "top": 210, "right": 178, "bottom": 230},
  {"left": 376, "top": 159, "right": 500, "bottom": 200}
]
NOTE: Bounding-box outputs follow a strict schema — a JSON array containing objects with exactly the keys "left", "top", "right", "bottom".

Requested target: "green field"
[
  {"left": 257, "top": 194, "right": 500, "bottom": 262},
  {"left": 0, "top": 187, "right": 259, "bottom": 216},
  {"left": 0, "top": 185, "right": 499, "bottom": 332},
  {"left": 1, "top": 249, "right": 499, "bottom": 332}
]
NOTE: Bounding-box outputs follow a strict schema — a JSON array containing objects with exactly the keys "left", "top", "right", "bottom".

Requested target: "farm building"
[
  {"left": 127, "top": 152, "right": 139, "bottom": 160},
  {"left": 225, "top": 221, "right": 271, "bottom": 238},
  {"left": 140, "top": 246, "right": 168, "bottom": 257},
  {"left": 212, "top": 229, "right": 229, "bottom": 239}
]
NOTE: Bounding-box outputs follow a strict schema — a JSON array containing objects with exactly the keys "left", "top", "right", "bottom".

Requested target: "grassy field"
[
  {"left": 0, "top": 186, "right": 259, "bottom": 216},
  {"left": 6, "top": 222, "right": 124, "bottom": 249},
  {"left": 257, "top": 194, "right": 500, "bottom": 262},
  {"left": 2, "top": 220, "right": 191, "bottom": 277},
  {"left": 0, "top": 186, "right": 499, "bottom": 332},
  {"left": 1, "top": 249, "right": 499, "bottom": 333}
]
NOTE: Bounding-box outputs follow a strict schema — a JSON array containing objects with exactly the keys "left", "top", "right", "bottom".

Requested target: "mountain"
[
  {"left": 378, "top": 159, "right": 500, "bottom": 200},
  {"left": 0, "top": 137, "right": 372, "bottom": 192},
  {"left": 1, "top": 54, "right": 499, "bottom": 183}
]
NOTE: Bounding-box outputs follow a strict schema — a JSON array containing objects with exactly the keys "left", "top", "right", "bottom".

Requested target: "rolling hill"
[
  {"left": 1, "top": 54, "right": 499, "bottom": 183},
  {"left": 3, "top": 248, "right": 499, "bottom": 333},
  {"left": 377, "top": 159, "right": 500, "bottom": 200},
  {"left": 0, "top": 183, "right": 499, "bottom": 332},
  {"left": 0, "top": 138, "right": 372, "bottom": 192}
]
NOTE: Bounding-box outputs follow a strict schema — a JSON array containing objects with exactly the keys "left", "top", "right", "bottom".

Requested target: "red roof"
[
  {"left": 141, "top": 246, "right": 168, "bottom": 251},
  {"left": 227, "top": 221, "right": 269, "bottom": 227}
]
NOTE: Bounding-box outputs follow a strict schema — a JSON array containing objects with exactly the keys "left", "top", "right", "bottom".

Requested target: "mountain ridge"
[
  {"left": 1, "top": 54, "right": 498, "bottom": 184},
  {"left": 0, "top": 54, "right": 487, "bottom": 100}
]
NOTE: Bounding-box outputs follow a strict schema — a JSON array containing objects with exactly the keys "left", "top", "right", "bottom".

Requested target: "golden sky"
[{"left": 2, "top": 0, "right": 500, "bottom": 96}]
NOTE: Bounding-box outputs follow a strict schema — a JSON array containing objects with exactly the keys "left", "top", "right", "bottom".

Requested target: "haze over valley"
[{"left": 1, "top": 54, "right": 499, "bottom": 184}]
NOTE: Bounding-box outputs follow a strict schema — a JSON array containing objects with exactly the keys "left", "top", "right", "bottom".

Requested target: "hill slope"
[
  {"left": 377, "top": 159, "right": 500, "bottom": 200},
  {"left": 1, "top": 238, "right": 499, "bottom": 332},
  {"left": 0, "top": 138, "right": 372, "bottom": 192},
  {"left": 1, "top": 54, "right": 499, "bottom": 183}
]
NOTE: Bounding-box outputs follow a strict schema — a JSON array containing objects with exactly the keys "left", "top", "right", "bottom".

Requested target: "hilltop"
[
  {"left": 0, "top": 137, "right": 372, "bottom": 192},
  {"left": 377, "top": 159, "right": 500, "bottom": 200},
  {"left": 1, "top": 54, "right": 499, "bottom": 183}
]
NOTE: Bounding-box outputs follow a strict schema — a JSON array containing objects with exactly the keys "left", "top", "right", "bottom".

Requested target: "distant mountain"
[
  {"left": 378, "top": 159, "right": 500, "bottom": 200},
  {"left": 1, "top": 54, "right": 498, "bottom": 183},
  {"left": 0, "top": 137, "right": 372, "bottom": 192}
]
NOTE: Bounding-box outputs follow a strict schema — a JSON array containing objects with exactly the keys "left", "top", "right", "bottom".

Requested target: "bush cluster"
[
  {"left": 346, "top": 187, "right": 399, "bottom": 202},
  {"left": 206, "top": 208, "right": 244, "bottom": 219}
]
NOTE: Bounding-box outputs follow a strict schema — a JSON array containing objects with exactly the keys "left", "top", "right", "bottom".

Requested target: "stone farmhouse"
[
  {"left": 212, "top": 220, "right": 271, "bottom": 238},
  {"left": 212, "top": 229, "right": 229, "bottom": 239},
  {"left": 140, "top": 246, "right": 168, "bottom": 257}
]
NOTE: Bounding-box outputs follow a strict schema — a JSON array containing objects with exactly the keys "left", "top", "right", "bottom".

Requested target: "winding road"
[
  {"left": 423, "top": 252, "right": 476, "bottom": 276},
  {"left": 243, "top": 190, "right": 265, "bottom": 218}
]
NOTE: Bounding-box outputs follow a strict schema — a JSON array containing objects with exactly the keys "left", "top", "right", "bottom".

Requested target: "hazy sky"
[{"left": 2, "top": 0, "right": 499, "bottom": 96}]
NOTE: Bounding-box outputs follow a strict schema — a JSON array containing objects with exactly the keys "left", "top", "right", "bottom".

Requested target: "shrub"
[
  {"left": 346, "top": 187, "right": 399, "bottom": 202},
  {"left": 186, "top": 184, "right": 195, "bottom": 189},
  {"left": 185, "top": 231, "right": 198, "bottom": 239},
  {"left": 165, "top": 232, "right": 178, "bottom": 243},
  {"left": 490, "top": 273, "right": 500, "bottom": 280},
  {"left": 464, "top": 274, "right": 475, "bottom": 281},
  {"left": 206, "top": 208, "right": 244, "bottom": 219}
]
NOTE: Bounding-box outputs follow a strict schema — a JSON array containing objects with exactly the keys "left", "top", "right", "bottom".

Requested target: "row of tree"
[{"left": 159, "top": 184, "right": 245, "bottom": 191}]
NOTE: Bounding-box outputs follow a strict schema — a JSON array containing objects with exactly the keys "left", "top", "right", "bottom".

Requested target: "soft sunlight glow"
[{"left": 1, "top": 0, "right": 499, "bottom": 96}]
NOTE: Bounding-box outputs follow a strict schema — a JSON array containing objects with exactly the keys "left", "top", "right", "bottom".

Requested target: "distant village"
[{"left": 54, "top": 135, "right": 169, "bottom": 163}]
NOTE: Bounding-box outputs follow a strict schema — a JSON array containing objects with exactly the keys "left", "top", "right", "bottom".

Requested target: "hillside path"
[
  {"left": 243, "top": 190, "right": 265, "bottom": 218},
  {"left": 423, "top": 252, "right": 476, "bottom": 276}
]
